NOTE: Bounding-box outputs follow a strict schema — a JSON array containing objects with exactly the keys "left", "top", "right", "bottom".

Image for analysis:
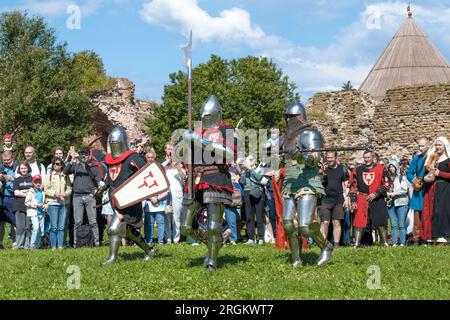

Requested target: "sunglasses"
[{"left": 54, "top": 163, "right": 63, "bottom": 166}]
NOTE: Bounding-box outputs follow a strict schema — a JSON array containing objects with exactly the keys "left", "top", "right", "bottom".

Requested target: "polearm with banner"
[{"left": 182, "top": 30, "right": 194, "bottom": 200}]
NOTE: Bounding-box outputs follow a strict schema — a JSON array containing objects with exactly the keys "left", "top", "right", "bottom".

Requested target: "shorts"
[{"left": 319, "top": 202, "right": 344, "bottom": 221}]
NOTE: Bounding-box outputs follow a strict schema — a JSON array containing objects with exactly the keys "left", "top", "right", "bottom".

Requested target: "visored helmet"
[
  {"left": 107, "top": 127, "right": 130, "bottom": 159},
  {"left": 200, "top": 95, "right": 222, "bottom": 129},
  {"left": 285, "top": 102, "right": 307, "bottom": 120}
]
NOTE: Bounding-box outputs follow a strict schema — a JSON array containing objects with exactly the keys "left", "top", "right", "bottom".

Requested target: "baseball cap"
[{"left": 32, "top": 175, "right": 42, "bottom": 183}]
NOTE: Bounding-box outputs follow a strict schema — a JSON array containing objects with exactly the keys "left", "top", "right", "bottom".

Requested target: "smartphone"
[{"left": 1, "top": 171, "right": 7, "bottom": 175}]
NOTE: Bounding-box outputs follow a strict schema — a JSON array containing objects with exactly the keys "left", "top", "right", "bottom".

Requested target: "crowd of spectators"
[{"left": 0, "top": 134, "right": 449, "bottom": 250}]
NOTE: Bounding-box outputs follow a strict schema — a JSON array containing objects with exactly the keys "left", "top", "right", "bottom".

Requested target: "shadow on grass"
[
  {"left": 119, "top": 251, "right": 173, "bottom": 261},
  {"left": 282, "top": 251, "right": 320, "bottom": 266},
  {"left": 188, "top": 254, "right": 248, "bottom": 268}
]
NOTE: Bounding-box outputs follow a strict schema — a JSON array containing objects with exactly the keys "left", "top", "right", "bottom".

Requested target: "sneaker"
[
  {"left": 258, "top": 239, "right": 264, "bottom": 245},
  {"left": 245, "top": 239, "right": 255, "bottom": 245},
  {"left": 230, "top": 241, "right": 236, "bottom": 245},
  {"left": 400, "top": 244, "right": 405, "bottom": 247},
  {"left": 191, "top": 242, "right": 199, "bottom": 246},
  {"left": 166, "top": 239, "right": 172, "bottom": 244},
  {"left": 392, "top": 244, "right": 397, "bottom": 247}
]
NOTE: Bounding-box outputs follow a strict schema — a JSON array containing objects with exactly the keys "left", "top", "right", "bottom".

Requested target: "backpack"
[{"left": 76, "top": 223, "right": 94, "bottom": 248}]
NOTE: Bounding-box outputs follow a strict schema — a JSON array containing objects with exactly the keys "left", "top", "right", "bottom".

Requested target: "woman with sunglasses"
[{"left": 44, "top": 157, "right": 72, "bottom": 249}]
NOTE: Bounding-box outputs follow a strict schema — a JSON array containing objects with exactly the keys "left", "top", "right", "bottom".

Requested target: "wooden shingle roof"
[{"left": 359, "top": 15, "right": 450, "bottom": 100}]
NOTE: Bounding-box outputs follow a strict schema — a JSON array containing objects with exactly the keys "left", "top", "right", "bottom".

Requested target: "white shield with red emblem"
[
  {"left": 362, "top": 172, "right": 375, "bottom": 186},
  {"left": 111, "top": 162, "right": 169, "bottom": 210}
]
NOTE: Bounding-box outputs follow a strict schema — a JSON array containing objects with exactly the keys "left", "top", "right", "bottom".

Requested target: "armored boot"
[
  {"left": 103, "top": 215, "right": 126, "bottom": 265},
  {"left": 285, "top": 225, "right": 302, "bottom": 267},
  {"left": 377, "top": 226, "right": 389, "bottom": 247},
  {"left": 125, "top": 225, "right": 156, "bottom": 260},
  {"left": 353, "top": 227, "right": 363, "bottom": 248},
  {"left": 309, "top": 222, "right": 333, "bottom": 266},
  {"left": 205, "top": 204, "right": 223, "bottom": 272},
  {"left": 102, "top": 235, "right": 121, "bottom": 265}
]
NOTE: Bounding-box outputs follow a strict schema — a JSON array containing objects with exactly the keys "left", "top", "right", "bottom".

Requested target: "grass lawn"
[{"left": 0, "top": 243, "right": 449, "bottom": 299}]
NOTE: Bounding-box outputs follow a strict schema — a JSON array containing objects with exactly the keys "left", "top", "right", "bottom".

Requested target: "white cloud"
[
  {"left": 139, "top": 0, "right": 265, "bottom": 43},
  {"left": 140, "top": 1, "right": 450, "bottom": 100},
  {"left": 13, "top": 0, "right": 130, "bottom": 17},
  {"left": 20, "top": 0, "right": 73, "bottom": 16}
]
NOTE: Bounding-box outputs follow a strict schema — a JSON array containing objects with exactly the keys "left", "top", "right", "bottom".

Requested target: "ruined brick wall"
[
  {"left": 84, "top": 78, "right": 156, "bottom": 150},
  {"left": 307, "top": 83, "right": 450, "bottom": 163}
]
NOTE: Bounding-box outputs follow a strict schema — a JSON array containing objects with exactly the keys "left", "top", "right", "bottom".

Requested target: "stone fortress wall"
[{"left": 307, "top": 83, "right": 450, "bottom": 163}]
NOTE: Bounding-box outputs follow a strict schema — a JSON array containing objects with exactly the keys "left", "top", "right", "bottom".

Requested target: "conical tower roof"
[{"left": 359, "top": 11, "right": 450, "bottom": 100}]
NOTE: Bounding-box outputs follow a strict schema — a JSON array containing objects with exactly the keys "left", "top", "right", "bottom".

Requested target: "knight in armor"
[
  {"left": 281, "top": 102, "right": 334, "bottom": 267},
  {"left": 179, "top": 96, "right": 236, "bottom": 272},
  {"left": 102, "top": 127, "right": 156, "bottom": 265}
]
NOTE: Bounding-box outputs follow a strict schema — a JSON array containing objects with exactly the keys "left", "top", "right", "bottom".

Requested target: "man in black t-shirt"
[{"left": 319, "top": 151, "right": 349, "bottom": 247}]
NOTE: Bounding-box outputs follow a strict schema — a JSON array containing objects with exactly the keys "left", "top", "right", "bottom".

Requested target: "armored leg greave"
[
  {"left": 353, "top": 227, "right": 363, "bottom": 248},
  {"left": 180, "top": 200, "right": 201, "bottom": 237},
  {"left": 282, "top": 197, "right": 302, "bottom": 267},
  {"left": 377, "top": 226, "right": 389, "bottom": 247},
  {"left": 125, "top": 225, "right": 156, "bottom": 260},
  {"left": 297, "top": 194, "right": 333, "bottom": 266},
  {"left": 103, "top": 215, "right": 126, "bottom": 265},
  {"left": 205, "top": 203, "right": 224, "bottom": 272}
]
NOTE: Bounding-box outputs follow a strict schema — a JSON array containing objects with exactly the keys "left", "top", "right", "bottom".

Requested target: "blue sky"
[{"left": 1, "top": 0, "right": 450, "bottom": 103}]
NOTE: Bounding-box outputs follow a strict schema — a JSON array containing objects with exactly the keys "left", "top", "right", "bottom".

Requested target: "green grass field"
[{"left": 0, "top": 243, "right": 449, "bottom": 300}]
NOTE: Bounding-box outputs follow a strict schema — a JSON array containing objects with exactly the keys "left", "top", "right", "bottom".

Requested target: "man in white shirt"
[{"left": 19, "top": 146, "right": 46, "bottom": 177}]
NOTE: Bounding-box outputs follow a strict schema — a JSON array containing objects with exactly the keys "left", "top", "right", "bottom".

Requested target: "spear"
[{"left": 182, "top": 30, "right": 193, "bottom": 200}]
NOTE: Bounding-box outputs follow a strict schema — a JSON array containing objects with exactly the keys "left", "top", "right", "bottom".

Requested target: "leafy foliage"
[
  {"left": 146, "top": 55, "right": 300, "bottom": 155},
  {"left": 341, "top": 81, "right": 354, "bottom": 91},
  {"left": 0, "top": 11, "right": 110, "bottom": 162}
]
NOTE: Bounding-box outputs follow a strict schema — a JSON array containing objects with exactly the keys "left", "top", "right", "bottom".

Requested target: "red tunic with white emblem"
[{"left": 352, "top": 163, "right": 389, "bottom": 228}]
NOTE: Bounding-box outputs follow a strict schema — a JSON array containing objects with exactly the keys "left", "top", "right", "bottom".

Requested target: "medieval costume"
[
  {"left": 406, "top": 149, "right": 428, "bottom": 242},
  {"left": 280, "top": 102, "right": 333, "bottom": 267},
  {"left": 180, "top": 96, "right": 236, "bottom": 272},
  {"left": 421, "top": 137, "right": 450, "bottom": 242},
  {"left": 103, "top": 127, "right": 156, "bottom": 265},
  {"left": 351, "top": 158, "right": 390, "bottom": 247}
]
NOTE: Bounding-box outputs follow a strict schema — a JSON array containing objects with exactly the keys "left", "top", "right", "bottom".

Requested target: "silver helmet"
[
  {"left": 200, "top": 95, "right": 222, "bottom": 129},
  {"left": 298, "top": 128, "right": 325, "bottom": 150},
  {"left": 285, "top": 102, "right": 307, "bottom": 121},
  {"left": 107, "top": 127, "right": 130, "bottom": 159}
]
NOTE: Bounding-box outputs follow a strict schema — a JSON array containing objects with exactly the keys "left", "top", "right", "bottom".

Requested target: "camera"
[{"left": 77, "top": 156, "right": 87, "bottom": 163}]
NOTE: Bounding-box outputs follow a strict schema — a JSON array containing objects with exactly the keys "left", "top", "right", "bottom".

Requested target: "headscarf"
[{"left": 425, "top": 136, "right": 450, "bottom": 168}]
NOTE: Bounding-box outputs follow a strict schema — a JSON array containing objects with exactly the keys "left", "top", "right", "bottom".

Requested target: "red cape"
[{"left": 272, "top": 169, "right": 309, "bottom": 250}]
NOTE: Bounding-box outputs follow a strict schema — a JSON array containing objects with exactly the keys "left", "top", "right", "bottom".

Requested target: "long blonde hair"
[{"left": 425, "top": 136, "right": 449, "bottom": 170}]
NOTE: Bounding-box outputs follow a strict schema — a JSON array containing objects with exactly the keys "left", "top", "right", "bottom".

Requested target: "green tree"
[
  {"left": 146, "top": 55, "right": 300, "bottom": 155},
  {"left": 341, "top": 81, "right": 354, "bottom": 91},
  {"left": 0, "top": 11, "right": 102, "bottom": 162},
  {"left": 73, "top": 50, "right": 114, "bottom": 93}
]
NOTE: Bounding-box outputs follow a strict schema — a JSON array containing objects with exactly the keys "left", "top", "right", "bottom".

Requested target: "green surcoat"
[{"left": 282, "top": 160, "right": 325, "bottom": 196}]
